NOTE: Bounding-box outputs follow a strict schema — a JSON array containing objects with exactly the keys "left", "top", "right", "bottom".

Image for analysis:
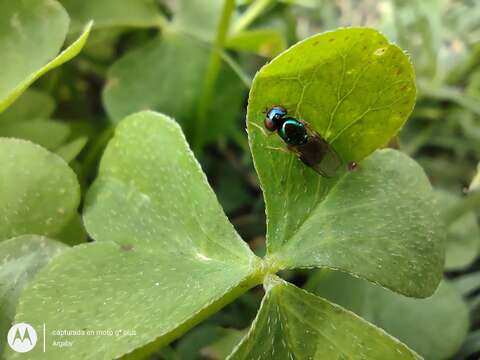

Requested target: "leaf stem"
[
  {"left": 194, "top": 0, "right": 236, "bottom": 153},
  {"left": 232, "top": 0, "right": 274, "bottom": 34}
]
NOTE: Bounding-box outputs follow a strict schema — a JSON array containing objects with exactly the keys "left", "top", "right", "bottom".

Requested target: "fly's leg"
[
  {"left": 248, "top": 121, "right": 274, "bottom": 138},
  {"left": 266, "top": 145, "right": 290, "bottom": 154}
]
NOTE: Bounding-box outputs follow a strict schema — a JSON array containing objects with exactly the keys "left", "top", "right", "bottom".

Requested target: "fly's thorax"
[{"left": 279, "top": 118, "right": 308, "bottom": 146}]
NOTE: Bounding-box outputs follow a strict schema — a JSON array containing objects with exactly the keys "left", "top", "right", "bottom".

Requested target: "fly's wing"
[{"left": 296, "top": 124, "right": 344, "bottom": 177}]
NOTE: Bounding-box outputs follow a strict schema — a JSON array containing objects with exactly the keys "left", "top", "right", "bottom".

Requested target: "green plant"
[
  {"left": 1, "top": 1, "right": 479, "bottom": 359},
  {"left": 2, "top": 22, "right": 446, "bottom": 358}
]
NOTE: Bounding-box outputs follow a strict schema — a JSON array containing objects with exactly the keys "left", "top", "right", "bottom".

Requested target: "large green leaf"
[
  {"left": 0, "top": 235, "right": 67, "bottom": 357},
  {"left": 228, "top": 277, "right": 421, "bottom": 359},
  {"left": 248, "top": 28, "right": 441, "bottom": 297},
  {"left": 264, "top": 149, "right": 443, "bottom": 297},
  {"left": 0, "top": 0, "right": 92, "bottom": 113},
  {"left": 103, "top": 32, "right": 244, "bottom": 142},
  {"left": 0, "top": 138, "right": 80, "bottom": 242},
  {"left": 10, "top": 112, "right": 261, "bottom": 359},
  {"left": 60, "top": 0, "right": 164, "bottom": 33},
  {"left": 307, "top": 270, "right": 470, "bottom": 360}
]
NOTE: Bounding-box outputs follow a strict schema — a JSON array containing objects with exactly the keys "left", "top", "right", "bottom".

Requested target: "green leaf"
[
  {"left": 228, "top": 277, "right": 421, "bottom": 359},
  {"left": 226, "top": 29, "right": 286, "bottom": 57},
  {"left": 0, "top": 89, "right": 55, "bottom": 124},
  {"left": 390, "top": 0, "right": 441, "bottom": 79},
  {"left": 103, "top": 32, "right": 244, "bottom": 142},
  {"left": 60, "top": 0, "right": 164, "bottom": 33},
  {"left": 201, "top": 328, "right": 247, "bottom": 360},
  {"left": 453, "top": 271, "right": 480, "bottom": 296},
  {"left": 248, "top": 28, "right": 441, "bottom": 297},
  {"left": 0, "top": 0, "right": 68, "bottom": 109},
  {"left": 0, "top": 120, "right": 70, "bottom": 151},
  {"left": 437, "top": 190, "right": 480, "bottom": 270},
  {"left": 10, "top": 111, "right": 261, "bottom": 359},
  {"left": 0, "top": 235, "right": 67, "bottom": 357},
  {"left": 0, "top": 10, "right": 92, "bottom": 113},
  {"left": 0, "top": 138, "right": 80, "bottom": 241},
  {"left": 56, "top": 136, "right": 88, "bottom": 163},
  {"left": 265, "top": 149, "right": 443, "bottom": 297},
  {"left": 307, "top": 270, "right": 470, "bottom": 360},
  {"left": 469, "top": 163, "right": 480, "bottom": 191},
  {"left": 248, "top": 28, "right": 416, "bottom": 164},
  {"left": 53, "top": 213, "right": 87, "bottom": 246},
  {"left": 171, "top": 0, "right": 224, "bottom": 42}
]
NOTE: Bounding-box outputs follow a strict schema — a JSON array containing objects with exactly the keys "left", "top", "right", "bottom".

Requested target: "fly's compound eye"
[{"left": 264, "top": 106, "right": 287, "bottom": 132}]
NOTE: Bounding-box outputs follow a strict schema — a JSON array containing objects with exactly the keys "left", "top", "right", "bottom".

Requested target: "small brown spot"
[
  {"left": 348, "top": 161, "right": 358, "bottom": 172},
  {"left": 395, "top": 68, "right": 402, "bottom": 75},
  {"left": 313, "top": 40, "right": 319, "bottom": 46},
  {"left": 328, "top": 38, "right": 335, "bottom": 42},
  {"left": 120, "top": 244, "right": 134, "bottom": 252}
]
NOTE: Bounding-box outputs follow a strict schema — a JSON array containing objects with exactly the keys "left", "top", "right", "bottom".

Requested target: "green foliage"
[
  {"left": 306, "top": 270, "right": 470, "bottom": 360},
  {"left": 0, "top": 236, "right": 67, "bottom": 357},
  {"left": 0, "top": 138, "right": 80, "bottom": 242},
  {"left": 0, "top": 1, "right": 477, "bottom": 359},
  {"left": 60, "top": 0, "right": 164, "bottom": 33},
  {"left": 0, "top": 0, "right": 91, "bottom": 112},
  {"left": 229, "top": 277, "right": 421, "bottom": 359},
  {"left": 9, "top": 112, "right": 261, "bottom": 359}
]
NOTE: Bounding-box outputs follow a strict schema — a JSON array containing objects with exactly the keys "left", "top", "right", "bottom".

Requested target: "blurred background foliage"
[{"left": 1, "top": 0, "right": 479, "bottom": 359}]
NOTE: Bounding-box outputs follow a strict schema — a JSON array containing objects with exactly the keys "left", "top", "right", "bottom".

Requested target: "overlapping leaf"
[
  {"left": 228, "top": 278, "right": 421, "bottom": 359},
  {"left": 0, "top": 138, "right": 80, "bottom": 241},
  {"left": 10, "top": 112, "right": 260, "bottom": 359},
  {"left": 308, "top": 270, "right": 470, "bottom": 360},
  {"left": 0, "top": 235, "right": 67, "bottom": 357},
  {"left": 0, "top": 0, "right": 91, "bottom": 112}
]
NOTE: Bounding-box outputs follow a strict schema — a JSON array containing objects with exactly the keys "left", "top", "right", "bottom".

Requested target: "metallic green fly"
[{"left": 258, "top": 106, "right": 350, "bottom": 177}]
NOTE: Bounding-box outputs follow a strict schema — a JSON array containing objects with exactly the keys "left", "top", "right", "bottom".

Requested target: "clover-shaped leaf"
[
  {"left": 308, "top": 270, "right": 470, "bottom": 360},
  {"left": 10, "top": 112, "right": 261, "bottom": 359},
  {"left": 228, "top": 277, "right": 421, "bottom": 359},
  {"left": 0, "top": 138, "right": 80, "bottom": 242},
  {"left": 9, "top": 27, "right": 445, "bottom": 359},
  {"left": 0, "top": 235, "right": 67, "bottom": 358},
  {"left": 248, "top": 28, "right": 443, "bottom": 297},
  {"left": 0, "top": 0, "right": 92, "bottom": 112}
]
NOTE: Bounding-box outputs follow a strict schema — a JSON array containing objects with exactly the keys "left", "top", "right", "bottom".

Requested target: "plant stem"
[
  {"left": 194, "top": 0, "right": 236, "bottom": 153},
  {"left": 444, "top": 190, "right": 480, "bottom": 225},
  {"left": 232, "top": 0, "right": 274, "bottom": 34}
]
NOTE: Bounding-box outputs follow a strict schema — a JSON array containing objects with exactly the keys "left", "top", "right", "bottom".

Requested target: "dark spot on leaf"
[
  {"left": 328, "top": 38, "right": 335, "bottom": 42},
  {"left": 120, "top": 244, "right": 134, "bottom": 252},
  {"left": 313, "top": 40, "right": 319, "bottom": 46}
]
